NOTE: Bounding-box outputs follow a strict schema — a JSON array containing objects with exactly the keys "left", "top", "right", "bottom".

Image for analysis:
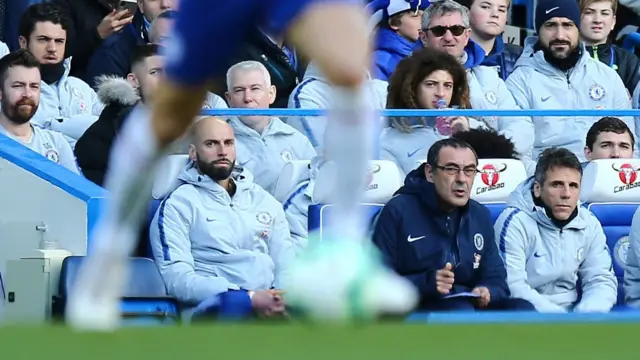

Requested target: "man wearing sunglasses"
[
  {"left": 419, "top": 0, "right": 534, "bottom": 164},
  {"left": 505, "top": 0, "right": 635, "bottom": 162},
  {"left": 372, "top": 138, "right": 535, "bottom": 312}
]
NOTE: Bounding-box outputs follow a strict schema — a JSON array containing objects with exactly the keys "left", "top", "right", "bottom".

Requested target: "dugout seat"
[
  {"left": 54, "top": 256, "right": 179, "bottom": 325},
  {"left": 581, "top": 159, "right": 640, "bottom": 305},
  {"left": 471, "top": 159, "right": 527, "bottom": 223},
  {"left": 274, "top": 160, "right": 311, "bottom": 202}
]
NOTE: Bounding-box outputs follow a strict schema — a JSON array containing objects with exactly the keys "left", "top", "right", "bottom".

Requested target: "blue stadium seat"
[
  {"left": 145, "top": 199, "right": 163, "bottom": 258},
  {"left": 588, "top": 202, "right": 639, "bottom": 305},
  {"left": 54, "top": 256, "right": 179, "bottom": 325},
  {"left": 308, "top": 204, "right": 384, "bottom": 239},
  {"left": 483, "top": 203, "right": 507, "bottom": 223}
]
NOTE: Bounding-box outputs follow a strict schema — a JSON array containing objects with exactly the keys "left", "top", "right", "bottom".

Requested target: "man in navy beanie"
[{"left": 505, "top": 0, "right": 635, "bottom": 162}]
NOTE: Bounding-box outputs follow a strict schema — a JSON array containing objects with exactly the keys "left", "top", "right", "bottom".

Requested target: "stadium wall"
[{"left": 0, "top": 135, "right": 107, "bottom": 287}]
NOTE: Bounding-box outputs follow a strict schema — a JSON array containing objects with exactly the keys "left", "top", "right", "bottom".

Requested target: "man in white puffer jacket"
[{"left": 149, "top": 117, "right": 295, "bottom": 306}]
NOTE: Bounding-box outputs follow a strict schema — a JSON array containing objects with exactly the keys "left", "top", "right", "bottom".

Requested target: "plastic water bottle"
[{"left": 435, "top": 98, "right": 452, "bottom": 136}]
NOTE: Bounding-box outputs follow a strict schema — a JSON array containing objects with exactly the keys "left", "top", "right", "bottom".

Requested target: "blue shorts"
[{"left": 164, "top": 0, "right": 334, "bottom": 86}]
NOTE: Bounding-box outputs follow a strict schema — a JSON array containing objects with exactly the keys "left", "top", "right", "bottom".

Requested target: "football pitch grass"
[{"left": 0, "top": 323, "right": 636, "bottom": 359}]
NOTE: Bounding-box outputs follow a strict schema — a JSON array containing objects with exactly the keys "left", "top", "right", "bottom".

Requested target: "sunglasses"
[{"left": 426, "top": 25, "right": 467, "bottom": 37}]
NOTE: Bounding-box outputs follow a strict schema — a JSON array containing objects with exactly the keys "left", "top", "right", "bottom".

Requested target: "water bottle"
[
  {"left": 38, "top": 238, "right": 59, "bottom": 250},
  {"left": 435, "top": 98, "right": 452, "bottom": 136}
]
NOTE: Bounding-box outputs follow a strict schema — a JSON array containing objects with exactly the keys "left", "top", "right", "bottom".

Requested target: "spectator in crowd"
[
  {"left": 148, "top": 9, "right": 175, "bottom": 45},
  {"left": 495, "top": 148, "right": 618, "bottom": 313},
  {"left": 53, "top": 0, "right": 134, "bottom": 79},
  {"left": 420, "top": 0, "right": 533, "bottom": 160},
  {"left": 372, "top": 138, "right": 535, "bottom": 311},
  {"left": 452, "top": 127, "right": 520, "bottom": 159},
  {"left": 380, "top": 48, "right": 484, "bottom": 178},
  {"left": 368, "top": 0, "right": 428, "bottom": 81},
  {"left": 584, "top": 116, "right": 635, "bottom": 161},
  {"left": 287, "top": 62, "right": 388, "bottom": 153},
  {"left": 75, "top": 44, "right": 227, "bottom": 186},
  {"left": 18, "top": 3, "right": 104, "bottom": 149},
  {"left": 83, "top": 0, "right": 175, "bottom": 88},
  {"left": 149, "top": 117, "right": 294, "bottom": 308},
  {"left": 580, "top": 0, "right": 640, "bottom": 95},
  {"left": 226, "top": 61, "right": 316, "bottom": 195},
  {"left": 506, "top": 0, "right": 634, "bottom": 162},
  {"left": 464, "top": 0, "right": 523, "bottom": 80},
  {"left": 0, "top": 50, "right": 78, "bottom": 173}
]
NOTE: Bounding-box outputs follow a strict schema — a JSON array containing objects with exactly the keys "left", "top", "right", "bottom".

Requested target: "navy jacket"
[
  {"left": 481, "top": 36, "right": 523, "bottom": 80},
  {"left": 372, "top": 164, "right": 509, "bottom": 305}
]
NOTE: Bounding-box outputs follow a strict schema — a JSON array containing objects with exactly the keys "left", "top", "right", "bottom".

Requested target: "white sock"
[{"left": 324, "top": 86, "right": 375, "bottom": 241}]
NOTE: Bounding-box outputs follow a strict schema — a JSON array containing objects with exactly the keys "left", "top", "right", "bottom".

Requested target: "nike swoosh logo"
[
  {"left": 206, "top": 218, "right": 216, "bottom": 222},
  {"left": 541, "top": 96, "right": 552, "bottom": 102},
  {"left": 407, "top": 235, "right": 425, "bottom": 243},
  {"left": 545, "top": 6, "right": 559, "bottom": 14},
  {"left": 407, "top": 148, "right": 422, "bottom": 158},
  {"left": 534, "top": 252, "right": 544, "bottom": 258}
]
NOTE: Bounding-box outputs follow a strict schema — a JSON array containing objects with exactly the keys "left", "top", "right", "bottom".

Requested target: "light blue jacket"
[
  {"left": 624, "top": 206, "right": 640, "bottom": 308},
  {"left": 494, "top": 177, "right": 617, "bottom": 313},
  {"left": 463, "top": 41, "right": 534, "bottom": 160},
  {"left": 287, "top": 63, "right": 389, "bottom": 154},
  {"left": 31, "top": 59, "right": 104, "bottom": 148},
  {"left": 149, "top": 163, "right": 295, "bottom": 306},
  {"left": 230, "top": 117, "right": 316, "bottom": 195},
  {"left": 379, "top": 120, "right": 487, "bottom": 179},
  {"left": 282, "top": 156, "right": 325, "bottom": 254},
  {"left": 506, "top": 37, "right": 634, "bottom": 162}
]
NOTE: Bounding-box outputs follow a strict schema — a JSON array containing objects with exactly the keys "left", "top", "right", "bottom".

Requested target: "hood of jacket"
[
  {"left": 375, "top": 27, "right": 422, "bottom": 58},
  {"left": 228, "top": 116, "right": 298, "bottom": 138},
  {"left": 506, "top": 177, "right": 588, "bottom": 231},
  {"left": 462, "top": 40, "right": 486, "bottom": 69},
  {"left": 95, "top": 75, "right": 140, "bottom": 106},
  {"left": 513, "top": 36, "right": 591, "bottom": 77}
]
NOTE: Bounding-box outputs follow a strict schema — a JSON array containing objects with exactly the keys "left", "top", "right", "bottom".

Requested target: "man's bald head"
[{"left": 189, "top": 116, "right": 236, "bottom": 181}]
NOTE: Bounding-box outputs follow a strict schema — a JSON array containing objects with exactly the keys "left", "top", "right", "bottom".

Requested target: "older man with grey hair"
[
  {"left": 420, "top": 0, "right": 534, "bottom": 162},
  {"left": 225, "top": 60, "right": 316, "bottom": 195}
]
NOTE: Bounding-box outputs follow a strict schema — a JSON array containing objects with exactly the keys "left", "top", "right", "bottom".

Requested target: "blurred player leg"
[{"left": 283, "top": 2, "right": 418, "bottom": 319}]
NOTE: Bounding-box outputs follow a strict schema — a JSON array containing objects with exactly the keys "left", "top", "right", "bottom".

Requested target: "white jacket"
[
  {"left": 287, "top": 62, "right": 388, "bottom": 153},
  {"left": 494, "top": 177, "right": 617, "bottom": 313},
  {"left": 230, "top": 117, "right": 316, "bottom": 195},
  {"left": 149, "top": 163, "right": 295, "bottom": 305}
]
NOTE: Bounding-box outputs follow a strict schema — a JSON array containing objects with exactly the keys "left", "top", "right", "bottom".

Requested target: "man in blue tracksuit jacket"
[{"left": 372, "top": 138, "right": 534, "bottom": 311}]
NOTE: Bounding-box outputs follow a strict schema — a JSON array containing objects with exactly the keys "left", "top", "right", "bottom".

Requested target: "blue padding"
[
  {"left": 59, "top": 256, "right": 168, "bottom": 298},
  {"left": 0, "top": 134, "right": 107, "bottom": 250},
  {"left": 406, "top": 310, "right": 640, "bottom": 324},
  {"left": 145, "top": 199, "right": 163, "bottom": 258},
  {"left": 308, "top": 204, "right": 383, "bottom": 235},
  {"left": 588, "top": 203, "right": 639, "bottom": 226},
  {"left": 482, "top": 203, "right": 507, "bottom": 223}
]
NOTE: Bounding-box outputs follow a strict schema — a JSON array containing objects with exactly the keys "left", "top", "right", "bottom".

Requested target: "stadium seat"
[
  {"left": 581, "top": 159, "right": 640, "bottom": 305},
  {"left": 54, "top": 256, "right": 180, "bottom": 325},
  {"left": 274, "top": 160, "right": 311, "bottom": 202},
  {"left": 472, "top": 159, "right": 527, "bottom": 223},
  {"left": 307, "top": 160, "right": 402, "bottom": 239}
]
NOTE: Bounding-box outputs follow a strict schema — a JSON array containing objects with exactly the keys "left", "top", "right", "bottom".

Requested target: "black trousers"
[{"left": 422, "top": 297, "right": 536, "bottom": 312}]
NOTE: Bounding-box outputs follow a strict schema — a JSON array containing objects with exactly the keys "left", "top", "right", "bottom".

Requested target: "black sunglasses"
[{"left": 426, "top": 25, "right": 467, "bottom": 37}]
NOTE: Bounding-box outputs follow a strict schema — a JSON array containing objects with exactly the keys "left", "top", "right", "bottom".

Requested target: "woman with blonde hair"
[{"left": 380, "top": 48, "right": 486, "bottom": 178}]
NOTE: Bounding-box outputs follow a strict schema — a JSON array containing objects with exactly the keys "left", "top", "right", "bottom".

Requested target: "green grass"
[{"left": 0, "top": 323, "right": 636, "bottom": 359}]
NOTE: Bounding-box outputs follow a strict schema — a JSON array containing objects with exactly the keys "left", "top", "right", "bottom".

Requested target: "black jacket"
[
  {"left": 82, "top": 10, "right": 148, "bottom": 88},
  {"left": 215, "top": 30, "right": 305, "bottom": 108},
  {"left": 53, "top": 0, "right": 113, "bottom": 79},
  {"left": 480, "top": 37, "right": 523, "bottom": 80},
  {"left": 586, "top": 44, "right": 640, "bottom": 95},
  {"left": 372, "top": 164, "right": 509, "bottom": 306},
  {"left": 75, "top": 75, "right": 138, "bottom": 186}
]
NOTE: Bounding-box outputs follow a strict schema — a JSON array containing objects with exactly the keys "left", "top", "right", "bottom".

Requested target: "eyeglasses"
[
  {"left": 436, "top": 165, "right": 479, "bottom": 177},
  {"left": 426, "top": 25, "right": 467, "bottom": 37}
]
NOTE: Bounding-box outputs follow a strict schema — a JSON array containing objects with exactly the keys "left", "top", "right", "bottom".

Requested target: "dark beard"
[
  {"left": 196, "top": 153, "right": 235, "bottom": 181},
  {"left": 534, "top": 41, "right": 582, "bottom": 71},
  {"left": 2, "top": 97, "right": 38, "bottom": 124}
]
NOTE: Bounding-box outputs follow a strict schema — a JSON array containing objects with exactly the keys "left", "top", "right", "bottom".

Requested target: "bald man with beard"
[{"left": 149, "top": 117, "right": 295, "bottom": 319}]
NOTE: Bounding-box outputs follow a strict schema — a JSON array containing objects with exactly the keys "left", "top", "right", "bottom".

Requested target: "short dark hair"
[
  {"left": 19, "top": 3, "right": 70, "bottom": 40},
  {"left": 585, "top": 116, "right": 635, "bottom": 150},
  {"left": 427, "top": 138, "right": 478, "bottom": 168},
  {"left": 534, "top": 147, "right": 582, "bottom": 186},
  {"left": 452, "top": 128, "right": 519, "bottom": 159},
  {"left": 130, "top": 44, "right": 162, "bottom": 70},
  {"left": 0, "top": 50, "right": 40, "bottom": 87}
]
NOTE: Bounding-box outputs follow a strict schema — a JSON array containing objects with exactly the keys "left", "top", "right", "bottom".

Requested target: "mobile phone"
[{"left": 117, "top": 0, "right": 138, "bottom": 13}]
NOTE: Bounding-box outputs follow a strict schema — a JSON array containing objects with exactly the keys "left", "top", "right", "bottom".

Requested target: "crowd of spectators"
[{"left": 2, "top": 0, "right": 640, "bottom": 319}]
